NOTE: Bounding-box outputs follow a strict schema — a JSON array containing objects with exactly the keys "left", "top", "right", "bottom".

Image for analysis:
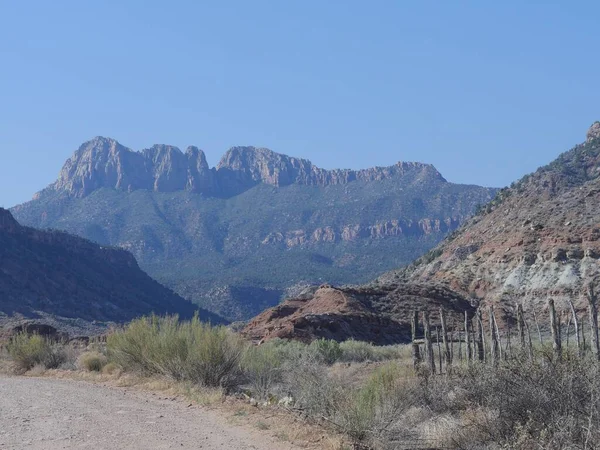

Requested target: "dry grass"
[{"left": 78, "top": 351, "right": 108, "bottom": 372}]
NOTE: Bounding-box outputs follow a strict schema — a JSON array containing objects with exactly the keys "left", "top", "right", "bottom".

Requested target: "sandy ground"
[{"left": 0, "top": 375, "right": 300, "bottom": 449}]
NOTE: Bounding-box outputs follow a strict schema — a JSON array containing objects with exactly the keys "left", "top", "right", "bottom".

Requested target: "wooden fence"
[{"left": 410, "top": 284, "right": 600, "bottom": 373}]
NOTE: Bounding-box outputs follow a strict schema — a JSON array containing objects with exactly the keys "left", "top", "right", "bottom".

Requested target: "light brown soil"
[{"left": 0, "top": 375, "right": 303, "bottom": 449}]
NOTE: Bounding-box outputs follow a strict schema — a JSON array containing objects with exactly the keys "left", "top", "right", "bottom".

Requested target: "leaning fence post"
[
  {"left": 411, "top": 310, "right": 422, "bottom": 368},
  {"left": 423, "top": 311, "right": 436, "bottom": 373},
  {"left": 567, "top": 297, "right": 581, "bottom": 357},
  {"left": 489, "top": 306, "right": 498, "bottom": 366},
  {"left": 549, "top": 298, "right": 562, "bottom": 360}
]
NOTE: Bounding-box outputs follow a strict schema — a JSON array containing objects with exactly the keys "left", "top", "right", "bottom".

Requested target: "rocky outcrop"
[
  {"left": 587, "top": 121, "right": 600, "bottom": 142},
  {"left": 242, "top": 284, "right": 474, "bottom": 344},
  {"left": 46, "top": 137, "right": 447, "bottom": 199},
  {"left": 0, "top": 208, "right": 223, "bottom": 328},
  {"left": 262, "top": 218, "right": 462, "bottom": 248}
]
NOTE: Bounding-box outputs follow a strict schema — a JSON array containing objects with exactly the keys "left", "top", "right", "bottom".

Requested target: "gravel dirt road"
[{"left": 0, "top": 375, "right": 298, "bottom": 449}]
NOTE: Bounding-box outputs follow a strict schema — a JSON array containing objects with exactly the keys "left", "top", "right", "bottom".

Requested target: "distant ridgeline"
[{"left": 12, "top": 137, "right": 496, "bottom": 321}]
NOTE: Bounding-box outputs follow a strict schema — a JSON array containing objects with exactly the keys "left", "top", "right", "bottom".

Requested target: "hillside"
[
  {"left": 242, "top": 123, "right": 600, "bottom": 341},
  {"left": 12, "top": 137, "right": 496, "bottom": 321},
  {"left": 376, "top": 122, "right": 600, "bottom": 322},
  {"left": 0, "top": 208, "right": 222, "bottom": 333}
]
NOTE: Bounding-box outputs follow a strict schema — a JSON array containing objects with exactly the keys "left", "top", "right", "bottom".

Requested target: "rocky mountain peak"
[
  {"left": 41, "top": 138, "right": 453, "bottom": 199},
  {"left": 587, "top": 121, "right": 600, "bottom": 142}
]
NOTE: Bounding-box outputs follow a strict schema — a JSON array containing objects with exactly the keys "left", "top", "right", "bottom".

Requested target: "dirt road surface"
[{"left": 0, "top": 375, "right": 299, "bottom": 449}]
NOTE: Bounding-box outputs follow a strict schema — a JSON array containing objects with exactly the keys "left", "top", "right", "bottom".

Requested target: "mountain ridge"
[{"left": 41, "top": 136, "right": 450, "bottom": 199}]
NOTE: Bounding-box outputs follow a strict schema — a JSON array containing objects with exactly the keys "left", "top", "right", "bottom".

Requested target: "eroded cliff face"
[
  {"left": 45, "top": 137, "right": 447, "bottom": 199},
  {"left": 49, "top": 137, "right": 217, "bottom": 197},
  {"left": 262, "top": 218, "right": 461, "bottom": 248}
]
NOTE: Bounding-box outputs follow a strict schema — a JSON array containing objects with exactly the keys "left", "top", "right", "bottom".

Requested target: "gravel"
[{"left": 0, "top": 375, "right": 294, "bottom": 449}]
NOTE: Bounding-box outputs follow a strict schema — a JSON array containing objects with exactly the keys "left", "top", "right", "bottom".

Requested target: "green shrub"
[
  {"left": 309, "top": 338, "right": 342, "bottom": 364},
  {"left": 242, "top": 343, "right": 284, "bottom": 400},
  {"left": 6, "top": 333, "right": 67, "bottom": 372},
  {"left": 339, "top": 340, "right": 404, "bottom": 362},
  {"left": 107, "top": 315, "right": 245, "bottom": 389},
  {"left": 78, "top": 351, "right": 108, "bottom": 372}
]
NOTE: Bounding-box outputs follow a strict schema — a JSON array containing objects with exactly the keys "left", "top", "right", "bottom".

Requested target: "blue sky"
[{"left": 1, "top": 1, "right": 598, "bottom": 207}]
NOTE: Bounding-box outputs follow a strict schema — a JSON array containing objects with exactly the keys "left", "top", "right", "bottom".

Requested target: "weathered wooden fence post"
[
  {"left": 440, "top": 308, "right": 452, "bottom": 373},
  {"left": 411, "top": 310, "right": 422, "bottom": 368},
  {"left": 524, "top": 313, "right": 534, "bottom": 360},
  {"left": 549, "top": 298, "right": 562, "bottom": 359},
  {"left": 436, "top": 327, "right": 443, "bottom": 373},
  {"left": 582, "top": 314, "right": 587, "bottom": 354},
  {"left": 587, "top": 284, "right": 600, "bottom": 361},
  {"left": 423, "top": 311, "right": 436, "bottom": 373},
  {"left": 465, "top": 311, "right": 472, "bottom": 363},
  {"left": 532, "top": 307, "right": 543, "bottom": 345},
  {"left": 517, "top": 304, "right": 526, "bottom": 351},
  {"left": 489, "top": 306, "right": 498, "bottom": 365},
  {"left": 567, "top": 298, "right": 581, "bottom": 357},
  {"left": 477, "top": 309, "right": 485, "bottom": 362}
]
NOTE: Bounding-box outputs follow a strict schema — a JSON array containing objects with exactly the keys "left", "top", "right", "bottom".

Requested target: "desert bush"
[
  {"left": 285, "top": 357, "right": 417, "bottom": 447},
  {"left": 6, "top": 333, "right": 67, "bottom": 372},
  {"left": 309, "top": 338, "right": 342, "bottom": 364},
  {"left": 107, "top": 315, "right": 245, "bottom": 389},
  {"left": 101, "top": 362, "right": 120, "bottom": 375},
  {"left": 339, "top": 340, "right": 405, "bottom": 363},
  {"left": 78, "top": 351, "right": 108, "bottom": 372},
  {"left": 242, "top": 343, "right": 284, "bottom": 400},
  {"left": 416, "top": 355, "right": 600, "bottom": 449}
]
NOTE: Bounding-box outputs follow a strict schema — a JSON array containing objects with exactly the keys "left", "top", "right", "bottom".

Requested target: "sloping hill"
[
  {"left": 378, "top": 123, "right": 600, "bottom": 321},
  {"left": 12, "top": 137, "right": 496, "bottom": 321},
  {"left": 0, "top": 208, "right": 222, "bottom": 331}
]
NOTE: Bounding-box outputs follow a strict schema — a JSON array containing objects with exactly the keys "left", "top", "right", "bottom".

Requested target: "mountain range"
[
  {"left": 243, "top": 123, "right": 600, "bottom": 342},
  {"left": 11, "top": 137, "right": 496, "bottom": 321}
]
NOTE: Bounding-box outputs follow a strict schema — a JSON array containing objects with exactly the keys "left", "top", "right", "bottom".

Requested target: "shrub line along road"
[{"left": 0, "top": 375, "right": 297, "bottom": 449}]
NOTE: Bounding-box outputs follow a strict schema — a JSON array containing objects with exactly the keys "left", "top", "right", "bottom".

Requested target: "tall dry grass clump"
[{"left": 107, "top": 315, "right": 244, "bottom": 389}]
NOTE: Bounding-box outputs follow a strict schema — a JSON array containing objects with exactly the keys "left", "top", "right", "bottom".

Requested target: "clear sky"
[{"left": 1, "top": 1, "right": 599, "bottom": 207}]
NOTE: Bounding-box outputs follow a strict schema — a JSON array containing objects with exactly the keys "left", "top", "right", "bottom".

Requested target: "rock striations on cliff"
[
  {"left": 13, "top": 138, "right": 496, "bottom": 321},
  {"left": 0, "top": 208, "right": 222, "bottom": 332}
]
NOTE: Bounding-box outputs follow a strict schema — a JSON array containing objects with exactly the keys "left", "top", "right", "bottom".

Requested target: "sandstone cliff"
[{"left": 42, "top": 137, "right": 447, "bottom": 199}]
